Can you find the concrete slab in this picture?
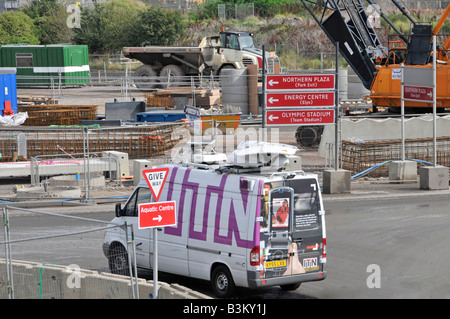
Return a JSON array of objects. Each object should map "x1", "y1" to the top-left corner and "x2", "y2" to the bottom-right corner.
[
  {"x1": 389, "y1": 160, "x2": 417, "y2": 182},
  {"x1": 419, "y1": 166, "x2": 449, "y2": 190}
]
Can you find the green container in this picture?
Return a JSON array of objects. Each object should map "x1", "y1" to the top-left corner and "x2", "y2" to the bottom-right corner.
[{"x1": 0, "y1": 44, "x2": 90, "y2": 86}]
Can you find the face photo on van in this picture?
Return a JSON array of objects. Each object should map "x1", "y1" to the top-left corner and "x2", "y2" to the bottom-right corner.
[{"x1": 272, "y1": 198, "x2": 290, "y2": 228}]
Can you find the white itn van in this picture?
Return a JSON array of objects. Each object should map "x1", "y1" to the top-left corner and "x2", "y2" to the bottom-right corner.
[{"x1": 103, "y1": 154, "x2": 327, "y2": 297}]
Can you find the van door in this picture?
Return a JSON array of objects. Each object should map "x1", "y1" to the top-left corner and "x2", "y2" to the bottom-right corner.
[
  {"x1": 260, "y1": 178, "x2": 324, "y2": 279},
  {"x1": 120, "y1": 186, "x2": 153, "y2": 268},
  {"x1": 157, "y1": 186, "x2": 190, "y2": 277},
  {"x1": 285, "y1": 178, "x2": 324, "y2": 275}
]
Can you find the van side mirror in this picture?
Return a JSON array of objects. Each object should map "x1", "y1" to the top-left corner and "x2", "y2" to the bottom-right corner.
[{"x1": 115, "y1": 203, "x2": 123, "y2": 217}]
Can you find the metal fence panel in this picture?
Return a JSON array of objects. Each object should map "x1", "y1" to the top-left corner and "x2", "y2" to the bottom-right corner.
[{"x1": 0, "y1": 206, "x2": 138, "y2": 299}]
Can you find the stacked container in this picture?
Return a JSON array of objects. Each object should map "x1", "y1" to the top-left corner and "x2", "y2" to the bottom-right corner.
[{"x1": 0, "y1": 44, "x2": 89, "y2": 86}]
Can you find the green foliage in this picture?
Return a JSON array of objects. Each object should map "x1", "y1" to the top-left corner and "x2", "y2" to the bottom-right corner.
[
  {"x1": 128, "y1": 7, "x2": 186, "y2": 47},
  {"x1": 0, "y1": 11, "x2": 39, "y2": 45},
  {"x1": 73, "y1": 3, "x2": 140, "y2": 53},
  {"x1": 73, "y1": 2, "x2": 186, "y2": 53},
  {"x1": 21, "y1": 0, "x2": 61, "y2": 19},
  {"x1": 189, "y1": 0, "x2": 302, "y2": 21}
]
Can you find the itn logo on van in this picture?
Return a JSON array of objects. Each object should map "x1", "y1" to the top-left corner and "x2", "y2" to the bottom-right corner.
[
  {"x1": 303, "y1": 257, "x2": 319, "y2": 271},
  {"x1": 142, "y1": 168, "x2": 169, "y2": 202}
]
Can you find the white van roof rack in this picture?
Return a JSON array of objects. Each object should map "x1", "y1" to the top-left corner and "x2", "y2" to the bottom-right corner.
[
  {"x1": 179, "y1": 162, "x2": 215, "y2": 170},
  {"x1": 269, "y1": 170, "x2": 306, "y2": 179}
]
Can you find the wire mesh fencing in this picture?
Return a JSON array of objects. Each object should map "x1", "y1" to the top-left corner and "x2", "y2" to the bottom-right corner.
[
  {"x1": 340, "y1": 136, "x2": 450, "y2": 177},
  {"x1": 0, "y1": 205, "x2": 139, "y2": 299}
]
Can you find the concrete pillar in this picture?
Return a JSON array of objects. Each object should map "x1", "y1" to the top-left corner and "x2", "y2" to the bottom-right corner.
[
  {"x1": 221, "y1": 68, "x2": 248, "y2": 114},
  {"x1": 419, "y1": 166, "x2": 449, "y2": 190},
  {"x1": 322, "y1": 169, "x2": 351, "y2": 194},
  {"x1": 133, "y1": 159, "x2": 152, "y2": 186},
  {"x1": 389, "y1": 160, "x2": 417, "y2": 182}
]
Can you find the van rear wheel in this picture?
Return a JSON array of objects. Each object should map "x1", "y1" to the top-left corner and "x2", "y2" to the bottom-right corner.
[
  {"x1": 280, "y1": 283, "x2": 301, "y2": 291},
  {"x1": 211, "y1": 265, "x2": 236, "y2": 298}
]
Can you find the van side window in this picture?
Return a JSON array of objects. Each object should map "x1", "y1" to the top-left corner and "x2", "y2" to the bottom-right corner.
[{"x1": 124, "y1": 187, "x2": 153, "y2": 217}]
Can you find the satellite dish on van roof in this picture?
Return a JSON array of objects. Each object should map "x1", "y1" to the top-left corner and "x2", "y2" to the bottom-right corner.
[{"x1": 226, "y1": 141, "x2": 298, "y2": 169}]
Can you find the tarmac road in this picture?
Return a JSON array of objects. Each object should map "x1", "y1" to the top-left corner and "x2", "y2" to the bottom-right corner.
[{"x1": 4, "y1": 179, "x2": 450, "y2": 299}]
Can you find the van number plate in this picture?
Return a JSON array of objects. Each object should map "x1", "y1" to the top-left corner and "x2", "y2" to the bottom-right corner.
[{"x1": 265, "y1": 260, "x2": 287, "y2": 268}]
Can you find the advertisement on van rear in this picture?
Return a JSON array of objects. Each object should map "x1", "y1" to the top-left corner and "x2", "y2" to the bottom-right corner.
[{"x1": 256, "y1": 179, "x2": 325, "y2": 282}]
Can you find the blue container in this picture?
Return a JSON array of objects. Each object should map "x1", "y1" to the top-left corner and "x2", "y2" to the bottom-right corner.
[
  {"x1": 0, "y1": 72, "x2": 17, "y2": 115},
  {"x1": 136, "y1": 111, "x2": 186, "y2": 122}
]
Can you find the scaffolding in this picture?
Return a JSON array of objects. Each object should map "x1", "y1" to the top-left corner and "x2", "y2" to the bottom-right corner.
[
  {"x1": 0, "y1": 123, "x2": 189, "y2": 162},
  {"x1": 18, "y1": 105, "x2": 98, "y2": 126}
]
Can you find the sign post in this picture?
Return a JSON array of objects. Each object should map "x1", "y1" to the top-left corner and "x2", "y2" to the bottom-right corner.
[
  {"x1": 401, "y1": 46, "x2": 436, "y2": 165},
  {"x1": 264, "y1": 64, "x2": 337, "y2": 166},
  {"x1": 141, "y1": 167, "x2": 175, "y2": 299}
]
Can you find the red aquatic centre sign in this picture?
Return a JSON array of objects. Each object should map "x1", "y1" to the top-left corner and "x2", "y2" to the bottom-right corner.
[
  {"x1": 266, "y1": 74, "x2": 335, "y2": 90},
  {"x1": 138, "y1": 201, "x2": 177, "y2": 229},
  {"x1": 266, "y1": 92, "x2": 335, "y2": 108},
  {"x1": 266, "y1": 109, "x2": 335, "y2": 126},
  {"x1": 403, "y1": 85, "x2": 433, "y2": 103}
]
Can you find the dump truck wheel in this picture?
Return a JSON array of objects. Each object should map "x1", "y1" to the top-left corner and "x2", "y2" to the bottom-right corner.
[
  {"x1": 159, "y1": 64, "x2": 185, "y2": 88},
  {"x1": 134, "y1": 65, "x2": 159, "y2": 90},
  {"x1": 295, "y1": 126, "x2": 323, "y2": 148}
]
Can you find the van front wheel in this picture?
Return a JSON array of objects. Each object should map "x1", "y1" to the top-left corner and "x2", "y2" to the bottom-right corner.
[
  {"x1": 108, "y1": 244, "x2": 130, "y2": 276},
  {"x1": 211, "y1": 265, "x2": 236, "y2": 298}
]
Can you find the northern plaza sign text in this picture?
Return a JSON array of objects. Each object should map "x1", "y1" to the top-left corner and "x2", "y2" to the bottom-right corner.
[{"x1": 266, "y1": 74, "x2": 335, "y2": 90}]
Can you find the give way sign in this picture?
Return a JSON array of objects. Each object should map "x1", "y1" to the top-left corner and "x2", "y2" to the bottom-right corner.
[{"x1": 142, "y1": 167, "x2": 169, "y2": 202}]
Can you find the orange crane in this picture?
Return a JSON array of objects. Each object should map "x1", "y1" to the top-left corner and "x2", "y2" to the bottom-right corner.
[
  {"x1": 370, "y1": 2, "x2": 450, "y2": 110},
  {"x1": 301, "y1": 0, "x2": 450, "y2": 111}
]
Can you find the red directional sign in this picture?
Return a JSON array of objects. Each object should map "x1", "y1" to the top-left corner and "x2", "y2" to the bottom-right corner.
[
  {"x1": 403, "y1": 85, "x2": 433, "y2": 103},
  {"x1": 266, "y1": 109, "x2": 335, "y2": 126},
  {"x1": 138, "y1": 201, "x2": 177, "y2": 229},
  {"x1": 142, "y1": 168, "x2": 169, "y2": 202},
  {"x1": 266, "y1": 74, "x2": 335, "y2": 90},
  {"x1": 266, "y1": 92, "x2": 335, "y2": 108}
]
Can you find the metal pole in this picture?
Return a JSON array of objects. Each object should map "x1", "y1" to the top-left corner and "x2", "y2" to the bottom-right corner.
[
  {"x1": 401, "y1": 63, "x2": 405, "y2": 161},
  {"x1": 334, "y1": 42, "x2": 339, "y2": 171},
  {"x1": 3, "y1": 207, "x2": 14, "y2": 299},
  {"x1": 124, "y1": 222, "x2": 136, "y2": 299},
  {"x1": 153, "y1": 228, "x2": 158, "y2": 299},
  {"x1": 130, "y1": 224, "x2": 139, "y2": 299},
  {"x1": 86, "y1": 127, "x2": 91, "y2": 200},
  {"x1": 82, "y1": 128, "x2": 88, "y2": 202},
  {"x1": 433, "y1": 35, "x2": 437, "y2": 167},
  {"x1": 262, "y1": 45, "x2": 266, "y2": 142}
]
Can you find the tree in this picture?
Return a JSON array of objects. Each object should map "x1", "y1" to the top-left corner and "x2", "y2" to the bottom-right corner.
[
  {"x1": 73, "y1": 2, "x2": 140, "y2": 53},
  {"x1": 128, "y1": 6, "x2": 186, "y2": 47},
  {"x1": 22, "y1": 0, "x2": 74, "y2": 45},
  {"x1": 73, "y1": 2, "x2": 186, "y2": 54},
  {"x1": 0, "y1": 11, "x2": 39, "y2": 45},
  {"x1": 21, "y1": 0, "x2": 60, "y2": 19}
]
